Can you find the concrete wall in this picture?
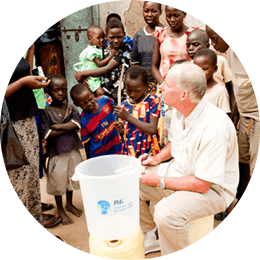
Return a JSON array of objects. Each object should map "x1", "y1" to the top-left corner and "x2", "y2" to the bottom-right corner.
[{"x1": 99, "y1": 0, "x2": 205, "y2": 38}]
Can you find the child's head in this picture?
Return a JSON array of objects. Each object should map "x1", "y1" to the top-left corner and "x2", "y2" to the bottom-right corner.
[
  {"x1": 70, "y1": 83, "x2": 97, "y2": 113},
  {"x1": 46, "y1": 74, "x2": 67, "y2": 103},
  {"x1": 106, "y1": 13, "x2": 121, "y2": 24},
  {"x1": 165, "y1": 6, "x2": 186, "y2": 31},
  {"x1": 143, "y1": 1, "x2": 162, "y2": 27},
  {"x1": 87, "y1": 25, "x2": 105, "y2": 48},
  {"x1": 186, "y1": 29, "x2": 210, "y2": 59},
  {"x1": 125, "y1": 65, "x2": 149, "y2": 103},
  {"x1": 105, "y1": 19, "x2": 125, "y2": 50},
  {"x1": 193, "y1": 49, "x2": 218, "y2": 82},
  {"x1": 205, "y1": 25, "x2": 229, "y2": 53},
  {"x1": 169, "y1": 59, "x2": 189, "y2": 70}
]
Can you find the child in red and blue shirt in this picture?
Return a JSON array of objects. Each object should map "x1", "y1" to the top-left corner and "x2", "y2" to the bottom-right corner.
[{"x1": 70, "y1": 83, "x2": 121, "y2": 158}]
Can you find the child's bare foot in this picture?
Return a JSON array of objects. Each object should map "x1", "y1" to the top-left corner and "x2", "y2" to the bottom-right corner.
[
  {"x1": 65, "y1": 204, "x2": 82, "y2": 217},
  {"x1": 57, "y1": 208, "x2": 74, "y2": 225}
]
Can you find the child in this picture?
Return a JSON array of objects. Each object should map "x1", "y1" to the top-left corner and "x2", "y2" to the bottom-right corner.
[
  {"x1": 40, "y1": 74, "x2": 83, "y2": 225},
  {"x1": 151, "y1": 6, "x2": 197, "y2": 87},
  {"x1": 186, "y1": 29, "x2": 233, "y2": 96},
  {"x1": 132, "y1": 1, "x2": 164, "y2": 94},
  {"x1": 114, "y1": 65, "x2": 161, "y2": 158},
  {"x1": 194, "y1": 49, "x2": 231, "y2": 114},
  {"x1": 73, "y1": 25, "x2": 117, "y2": 96},
  {"x1": 70, "y1": 83, "x2": 121, "y2": 158},
  {"x1": 75, "y1": 19, "x2": 132, "y2": 104},
  {"x1": 105, "y1": 13, "x2": 133, "y2": 51}
]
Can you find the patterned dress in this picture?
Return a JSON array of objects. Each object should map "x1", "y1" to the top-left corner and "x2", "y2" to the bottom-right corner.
[
  {"x1": 152, "y1": 27, "x2": 197, "y2": 79},
  {"x1": 6, "y1": 58, "x2": 42, "y2": 223},
  {"x1": 73, "y1": 45, "x2": 103, "y2": 92},
  {"x1": 121, "y1": 94, "x2": 161, "y2": 158}
]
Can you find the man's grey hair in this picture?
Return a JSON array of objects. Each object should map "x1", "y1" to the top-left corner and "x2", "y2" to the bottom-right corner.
[{"x1": 171, "y1": 62, "x2": 207, "y2": 102}]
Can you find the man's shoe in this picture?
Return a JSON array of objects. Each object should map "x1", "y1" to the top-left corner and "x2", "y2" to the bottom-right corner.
[{"x1": 144, "y1": 227, "x2": 161, "y2": 255}]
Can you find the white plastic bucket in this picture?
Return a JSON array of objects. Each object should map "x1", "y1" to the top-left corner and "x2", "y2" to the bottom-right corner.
[{"x1": 72, "y1": 155, "x2": 142, "y2": 240}]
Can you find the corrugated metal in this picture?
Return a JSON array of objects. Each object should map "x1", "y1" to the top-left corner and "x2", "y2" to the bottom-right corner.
[{"x1": 60, "y1": 5, "x2": 99, "y2": 103}]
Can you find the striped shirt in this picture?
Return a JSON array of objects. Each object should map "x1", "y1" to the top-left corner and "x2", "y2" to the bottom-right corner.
[{"x1": 81, "y1": 96, "x2": 121, "y2": 158}]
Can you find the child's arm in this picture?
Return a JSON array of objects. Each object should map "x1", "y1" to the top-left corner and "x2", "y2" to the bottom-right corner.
[
  {"x1": 47, "y1": 129, "x2": 68, "y2": 139},
  {"x1": 115, "y1": 106, "x2": 159, "y2": 136},
  {"x1": 75, "y1": 58, "x2": 120, "y2": 83},
  {"x1": 50, "y1": 121, "x2": 79, "y2": 131},
  {"x1": 93, "y1": 49, "x2": 118, "y2": 67}
]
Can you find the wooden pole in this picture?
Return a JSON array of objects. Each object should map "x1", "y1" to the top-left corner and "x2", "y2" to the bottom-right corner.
[{"x1": 117, "y1": 63, "x2": 125, "y2": 107}]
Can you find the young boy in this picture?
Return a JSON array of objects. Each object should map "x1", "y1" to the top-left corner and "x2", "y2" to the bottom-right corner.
[
  {"x1": 70, "y1": 83, "x2": 122, "y2": 158},
  {"x1": 206, "y1": 25, "x2": 260, "y2": 211},
  {"x1": 40, "y1": 74, "x2": 83, "y2": 225},
  {"x1": 194, "y1": 49, "x2": 231, "y2": 115},
  {"x1": 186, "y1": 29, "x2": 234, "y2": 117}
]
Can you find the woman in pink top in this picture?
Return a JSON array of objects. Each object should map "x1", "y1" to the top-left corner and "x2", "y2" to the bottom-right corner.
[{"x1": 151, "y1": 6, "x2": 197, "y2": 86}]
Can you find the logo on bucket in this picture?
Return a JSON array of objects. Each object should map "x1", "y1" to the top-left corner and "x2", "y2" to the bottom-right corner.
[{"x1": 97, "y1": 200, "x2": 111, "y2": 215}]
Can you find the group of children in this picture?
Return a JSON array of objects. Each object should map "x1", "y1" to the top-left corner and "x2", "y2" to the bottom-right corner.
[{"x1": 39, "y1": 2, "x2": 235, "y2": 225}]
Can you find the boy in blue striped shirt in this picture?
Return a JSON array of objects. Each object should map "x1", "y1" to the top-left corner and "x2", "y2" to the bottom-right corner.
[{"x1": 70, "y1": 83, "x2": 121, "y2": 158}]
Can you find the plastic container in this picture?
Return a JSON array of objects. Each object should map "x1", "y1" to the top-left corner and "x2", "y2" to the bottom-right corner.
[
  {"x1": 89, "y1": 226, "x2": 145, "y2": 259},
  {"x1": 72, "y1": 155, "x2": 142, "y2": 240}
]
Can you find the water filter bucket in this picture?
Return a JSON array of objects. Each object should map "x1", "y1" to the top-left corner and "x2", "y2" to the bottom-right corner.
[{"x1": 72, "y1": 155, "x2": 143, "y2": 240}]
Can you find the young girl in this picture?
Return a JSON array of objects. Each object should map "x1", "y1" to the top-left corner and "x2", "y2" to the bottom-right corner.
[
  {"x1": 40, "y1": 74, "x2": 83, "y2": 225},
  {"x1": 73, "y1": 25, "x2": 117, "y2": 96},
  {"x1": 115, "y1": 65, "x2": 161, "y2": 158},
  {"x1": 75, "y1": 19, "x2": 132, "y2": 104},
  {"x1": 151, "y1": 6, "x2": 197, "y2": 86},
  {"x1": 131, "y1": 1, "x2": 164, "y2": 94}
]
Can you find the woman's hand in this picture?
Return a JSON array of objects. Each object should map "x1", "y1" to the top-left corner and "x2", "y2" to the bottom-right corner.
[
  {"x1": 114, "y1": 106, "x2": 129, "y2": 120},
  {"x1": 23, "y1": 76, "x2": 50, "y2": 90},
  {"x1": 5, "y1": 75, "x2": 50, "y2": 98}
]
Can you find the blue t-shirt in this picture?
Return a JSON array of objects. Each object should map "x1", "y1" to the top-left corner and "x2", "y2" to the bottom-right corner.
[{"x1": 81, "y1": 96, "x2": 121, "y2": 158}]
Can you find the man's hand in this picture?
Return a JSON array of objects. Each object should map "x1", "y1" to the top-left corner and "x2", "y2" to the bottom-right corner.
[
  {"x1": 139, "y1": 153, "x2": 161, "y2": 167},
  {"x1": 140, "y1": 171, "x2": 161, "y2": 187}
]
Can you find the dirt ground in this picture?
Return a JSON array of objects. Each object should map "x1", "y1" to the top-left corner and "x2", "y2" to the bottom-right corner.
[{"x1": 40, "y1": 173, "x2": 221, "y2": 259}]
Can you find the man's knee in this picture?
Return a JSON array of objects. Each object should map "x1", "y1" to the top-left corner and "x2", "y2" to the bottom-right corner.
[{"x1": 153, "y1": 197, "x2": 187, "y2": 229}]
